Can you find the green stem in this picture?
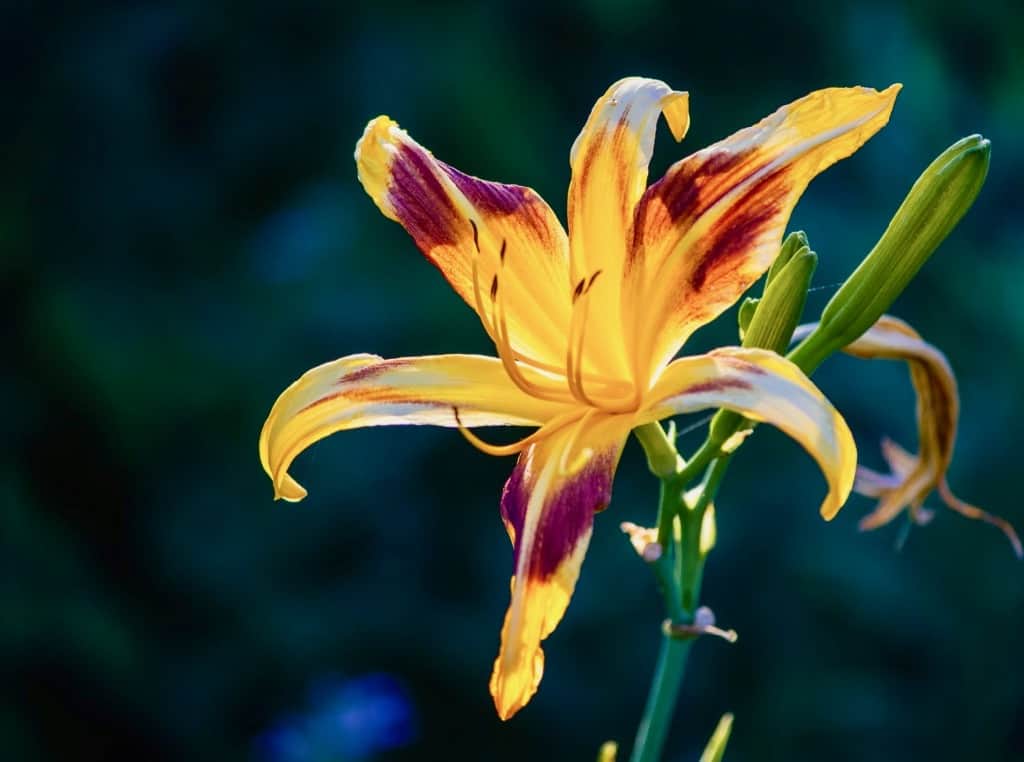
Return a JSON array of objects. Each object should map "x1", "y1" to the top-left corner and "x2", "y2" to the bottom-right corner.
[
  {"x1": 631, "y1": 432, "x2": 734, "y2": 762},
  {"x1": 631, "y1": 635, "x2": 693, "y2": 762}
]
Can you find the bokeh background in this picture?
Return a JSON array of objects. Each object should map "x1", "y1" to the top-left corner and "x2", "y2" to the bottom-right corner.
[{"x1": 6, "y1": 0, "x2": 1024, "y2": 760}]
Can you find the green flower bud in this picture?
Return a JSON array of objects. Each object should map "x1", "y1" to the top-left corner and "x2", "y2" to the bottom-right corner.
[
  {"x1": 714, "y1": 245, "x2": 816, "y2": 446},
  {"x1": 790, "y1": 135, "x2": 990, "y2": 373},
  {"x1": 742, "y1": 247, "x2": 817, "y2": 355},
  {"x1": 767, "y1": 230, "x2": 809, "y2": 285},
  {"x1": 736, "y1": 297, "x2": 759, "y2": 340}
]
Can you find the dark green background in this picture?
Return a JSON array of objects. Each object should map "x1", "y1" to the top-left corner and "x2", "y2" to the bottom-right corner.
[{"x1": 6, "y1": 0, "x2": 1023, "y2": 760}]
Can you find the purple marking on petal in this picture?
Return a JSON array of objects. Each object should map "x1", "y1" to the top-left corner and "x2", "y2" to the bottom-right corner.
[
  {"x1": 442, "y1": 165, "x2": 532, "y2": 216},
  {"x1": 530, "y1": 452, "x2": 614, "y2": 579},
  {"x1": 687, "y1": 168, "x2": 787, "y2": 290},
  {"x1": 500, "y1": 460, "x2": 528, "y2": 557},
  {"x1": 339, "y1": 359, "x2": 412, "y2": 385},
  {"x1": 682, "y1": 377, "x2": 753, "y2": 395},
  {"x1": 629, "y1": 148, "x2": 758, "y2": 267},
  {"x1": 389, "y1": 144, "x2": 460, "y2": 251}
]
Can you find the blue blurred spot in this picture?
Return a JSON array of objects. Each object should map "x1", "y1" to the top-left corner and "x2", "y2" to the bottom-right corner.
[{"x1": 255, "y1": 673, "x2": 416, "y2": 762}]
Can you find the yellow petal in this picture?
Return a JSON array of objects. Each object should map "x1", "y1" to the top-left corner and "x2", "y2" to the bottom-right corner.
[
  {"x1": 356, "y1": 117, "x2": 572, "y2": 365},
  {"x1": 641, "y1": 348, "x2": 857, "y2": 519},
  {"x1": 259, "y1": 354, "x2": 570, "y2": 502},
  {"x1": 491, "y1": 413, "x2": 633, "y2": 719},
  {"x1": 628, "y1": 84, "x2": 901, "y2": 382},
  {"x1": 567, "y1": 77, "x2": 689, "y2": 378}
]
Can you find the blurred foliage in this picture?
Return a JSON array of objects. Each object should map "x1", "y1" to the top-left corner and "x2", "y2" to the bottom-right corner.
[{"x1": 5, "y1": 0, "x2": 1024, "y2": 760}]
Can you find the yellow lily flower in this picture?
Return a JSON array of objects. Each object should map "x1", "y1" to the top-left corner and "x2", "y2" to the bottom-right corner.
[
  {"x1": 259, "y1": 77, "x2": 900, "y2": 719},
  {"x1": 811, "y1": 315, "x2": 1021, "y2": 555}
]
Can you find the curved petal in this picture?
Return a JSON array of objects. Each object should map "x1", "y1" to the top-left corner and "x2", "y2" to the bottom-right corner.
[
  {"x1": 640, "y1": 347, "x2": 856, "y2": 519},
  {"x1": 839, "y1": 316, "x2": 956, "y2": 470},
  {"x1": 627, "y1": 84, "x2": 901, "y2": 382},
  {"x1": 490, "y1": 412, "x2": 633, "y2": 719},
  {"x1": 567, "y1": 77, "x2": 690, "y2": 377},
  {"x1": 801, "y1": 316, "x2": 1020, "y2": 553},
  {"x1": 356, "y1": 117, "x2": 572, "y2": 364},
  {"x1": 259, "y1": 354, "x2": 571, "y2": 502}
]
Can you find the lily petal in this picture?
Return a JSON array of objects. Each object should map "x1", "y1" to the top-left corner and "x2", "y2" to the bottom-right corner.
[
  {"x1": 640, "y1": 347, "x2": 856, "y2": 519},
  {"x1": 356, "y1": 117, "x2": 572, "y2": 364},
  {"x1": 491, "y1": 413, "x2": 633, "y2": 719},
  {"x1": 803, "y1": 316, "x2": 1021, "y2": 553},
  {"x1": 260, "y1": 354, "x2": 570, "y2": 502},
  {"x1": 840, "y1": 316, "x2": 956, "y2": 470},
  {"x1": 567, "y1": 77, "x2": 690, "y2": 377},
  {"x1": 628, "y1": 84, "x2": 901, "y2": 381}
]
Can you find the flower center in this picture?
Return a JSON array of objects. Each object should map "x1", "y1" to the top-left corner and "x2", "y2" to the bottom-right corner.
[{"x1": 468, "y1": 220, "x2": 639, "y2": 414}]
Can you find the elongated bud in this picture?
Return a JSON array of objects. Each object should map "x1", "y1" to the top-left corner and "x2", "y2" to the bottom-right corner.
[
  {"x1": 768, "y1": 230, "x2": 809, "y2": 285},
  {"x1": 742, "y1": 247, "x2": 817, "y2": 355},
  {"x1": 715, "y1": 245, "x2": 816, "y2": 444},
  {"x1": 737, "y1": 297, "x2": 758, "y2": 340},
  {"x1": 791, "y1": 135, "x2": 990, "y2": 373}
]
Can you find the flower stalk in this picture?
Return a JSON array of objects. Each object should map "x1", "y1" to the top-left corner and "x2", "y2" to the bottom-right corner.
[
  {"x1": 625, "y1": 134, "x2": 997, "y2": 762},
  {"x1": 630, "y1": 424, "x2": 733, "y2": 762}
]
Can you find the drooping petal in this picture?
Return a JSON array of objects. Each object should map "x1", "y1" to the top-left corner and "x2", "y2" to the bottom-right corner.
[
  {"x1": 627, "y1": 84, "x2": 901, "y2": 381},
  {"x1": 800, "y1": 316, "x2": 1021, "y2": 554},
  {"x1": 356, "y1": 117, "x2": 572, "y2": 364},
  {"x1": 839, "y1": 316, "x2": 956, "y2": 470},
  {"x1": 490, "y1": 413, "x2": 633, "y2": 719},
  {"x1": 567, "y1": 77, "x2": 690, "y2": 377},
  {"x1": 640, "y1": 347, "x2": 857, "y2": 519},
  {"x1": 259, "y1": 354, "x2": 571, "y2": 502}
]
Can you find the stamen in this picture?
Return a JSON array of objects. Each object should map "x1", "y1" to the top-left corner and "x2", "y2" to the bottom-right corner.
[
  {"x1": 467, "y1": 221, "x2": 571, "y2": 389},
  {"x1": 469, "y1": 222, "x2": 498, "y2": 342},
  {"x1": 466, "y1": 222, "x2": 625, "y2": 403},
  {"x1": 572, "y1": 277, "x2": 586, "y2": 305},
  {"x1": 453, "y1": 406, "x2": 585, "y2": 457},
  {"x1": 470, "y1": 218, "x2": 481, "y2": 252},
  {"x1": 493, "y1": 270, "x2": 571, "y2": 403},
  {"x1": 565, "y1": 270, "x2": 642, "y2": 413},
  {"x1": 480, "y1": 241, "x2": 573, "y2": 404},
  {"x1": 566, "y1": 273, "x2": 606, "y2": 409}
]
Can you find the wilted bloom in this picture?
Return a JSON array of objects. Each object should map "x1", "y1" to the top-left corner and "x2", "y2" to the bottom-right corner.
[
  {"x1": 260, "y1": 77, "x2": 901, "y2": 718},
  {"x1": 796, "y1": 315, "x2": 1021, "y2": 555}
]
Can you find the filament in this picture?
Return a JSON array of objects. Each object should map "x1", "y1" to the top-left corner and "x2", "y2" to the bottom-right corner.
[
  {"x1": 453, "y1": 406, "x2": 585, "y2": 457},
  {"x1": 565, "y1": 271, "x2": 638, "y2": 413}
]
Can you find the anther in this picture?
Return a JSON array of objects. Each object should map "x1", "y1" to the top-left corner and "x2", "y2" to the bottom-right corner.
[
  {"x1": 470, "y1": 219, "x2": 480, "y2": 252},
  {"x1": 499, "y1": 239, "x2": 507, "y2": 263},
  {"x1": 490, "y1": 275, "x2": 499, "y2": 301},
  {"x1": 586, "y1": 269, "x2": 603, "y2": 292},
  {"x1": 572, "y1": 278, "x2": 586, "y2": 304}
]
